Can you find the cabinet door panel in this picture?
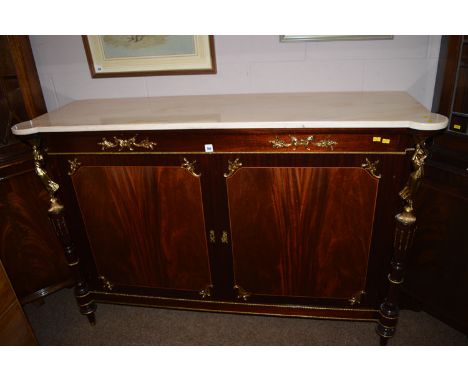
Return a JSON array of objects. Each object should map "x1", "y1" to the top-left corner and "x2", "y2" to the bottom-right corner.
[
  {"x1": 227, "y1": 167, "x2": 378, "y2": 300},
  {"x1": 72, "y1": 166, "x2": 211, "y2": 291}
]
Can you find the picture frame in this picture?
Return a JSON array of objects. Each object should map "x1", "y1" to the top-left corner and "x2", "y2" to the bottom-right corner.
[
  {"x1": 82, "y1": 35, "x2": 217, "y2": 78},
  {"x1": 279, "y1": 35, "x2": 393, "y2": 42}
]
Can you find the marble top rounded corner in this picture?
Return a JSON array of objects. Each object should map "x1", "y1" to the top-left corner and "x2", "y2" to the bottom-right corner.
[{"x1": 10, "y1": 92, "x2": 449, "y2": 135}]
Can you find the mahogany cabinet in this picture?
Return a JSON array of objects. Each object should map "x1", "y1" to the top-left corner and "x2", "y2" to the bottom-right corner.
[{"x1": 11, "y1": 92, "x2": 447, "y2": 342}]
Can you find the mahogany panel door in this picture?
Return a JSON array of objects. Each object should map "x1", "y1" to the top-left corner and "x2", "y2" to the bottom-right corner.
[
  {"x1": 70, "y1": 164, "x2": 211, "y2": 294},
  {"x1": 226, "y1": 164, "x2": 379, "y2": 302}
]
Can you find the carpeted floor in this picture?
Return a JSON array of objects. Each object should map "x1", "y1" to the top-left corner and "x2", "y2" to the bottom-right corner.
[{"x1": 23, "y1": 289, "x2": 468, "y2": 345}]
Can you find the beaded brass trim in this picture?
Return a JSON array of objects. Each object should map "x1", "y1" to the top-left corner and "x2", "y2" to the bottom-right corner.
[
  {"x1": 377, "y1": 323, "x2": 397, "y2": 330},
  {"x1": 47, "y1": 151, "x2": 408, "y2": 156},
  {"x1": 387, "y1": 274, "x2": 404, "y2": 285},
  {"x1": 378, "y1": 310, "x2": 398, "y2": 320},
  {"x1": 95, "y1": 299, "x2": 379, "y2": 322},
  {"x1": 92, "y1": 290, "x2": 378, "y2": 312}
]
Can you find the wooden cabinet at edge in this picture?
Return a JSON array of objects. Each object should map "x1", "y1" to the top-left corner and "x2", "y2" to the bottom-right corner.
[
  {"x1": 42, "y1": 128, "x2": 412, "y2": 319},
  {"x1": 0, "y1": 36, "x2": 73, "y2": 303}
]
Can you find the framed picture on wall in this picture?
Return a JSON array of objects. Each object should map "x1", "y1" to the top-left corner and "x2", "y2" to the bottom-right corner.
[
  {"x1": 279, "y1": 35, "x2": 393, "y2": 42},
  {"x1": 82, "y1": 35, "x2": 217, "y2": 78}
]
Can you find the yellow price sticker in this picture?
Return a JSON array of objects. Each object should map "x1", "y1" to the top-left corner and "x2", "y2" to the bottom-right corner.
[
  {"x1": 453, "y1": 124, "x2": 461, "y2": 130},
  {"x1": 373, "y1": 137, "x2": 381, "y2": 142},
  {"x1": 382, "y1": 138, "x2": 391, "y2": 144}
]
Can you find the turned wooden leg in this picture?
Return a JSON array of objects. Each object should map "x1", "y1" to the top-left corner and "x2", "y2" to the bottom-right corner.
[
  {"x1": 377, "y1": 205, "x2": 416, "y2": 344},
  {"x1": 31, "y1": 140, "x2": 96, "y2": 325},
  {"x1": 377, "y1": 141, "x2": 427, "y2": 345},
  {"x1": 379, "y1": 336, "x2": 389, "y2": 346},
  {"x1": 48, "y1": 203, "x2": 97, "y2": 325}
]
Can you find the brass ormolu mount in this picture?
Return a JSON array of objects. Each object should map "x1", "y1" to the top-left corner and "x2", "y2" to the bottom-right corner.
[
  {"x1": 376, "y1": 141, "x2": 428, "y2": 344},
  {"x1": 361, "y1": 158, "x2": 381, "y2": 179},
  {"x1": 269, "y1": 136, "x2": 337, "y2": 151},
  {"x1": 348, "y1": 290, "x2": 366, "y2": 306},
  {"x1": 99, "y1": 275, "x2": 114, "y2": 291},
  {"x1": 98, "y1": 136, "x2": 157, "y2": 151},
  {"x1": 32, "y1": 142, "x2": 63, "y2": 214},
  {"x1": 398, "y1": 142, "x2": 428, "y2": 219},
  {"x1": 234, "y1": 285, "x2": 251, "y2": 301},
  {"x1": 224, "y1": 158, "x2": 242, "y2": 178},
  {"x1": 181, "y1": 158, "x2": 201, "y2": 177},
  {"x1": 199, "y1": 284, "x2": 213, "y2": 299},
  {"x1": 68, "y1": 158, "x2": 82, "y2": 176}
]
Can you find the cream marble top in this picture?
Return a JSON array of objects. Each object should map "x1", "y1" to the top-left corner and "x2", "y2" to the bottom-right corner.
[{"x1": 11, "y1": 92, "x2": 448, "y2": 135}]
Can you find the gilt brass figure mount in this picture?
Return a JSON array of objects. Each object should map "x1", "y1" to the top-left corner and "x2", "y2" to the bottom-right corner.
[
  {"x1": 398, "y1": 143, "x2": 428, "y2": 211},
  {"x1": 32, "y1": 142, "x2": 64, "y2": 214}
]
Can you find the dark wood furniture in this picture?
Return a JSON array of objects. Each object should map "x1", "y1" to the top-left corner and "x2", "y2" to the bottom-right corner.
[
  {"x1": 403, "y1": 36, "x2": 468, "y2": 334},
  {"x1": 0, "y1": 259, "x2": 36, "y2": 345},
  {"x1": 11, "y1": 92, "x2": 446, "y2": 343},
  {"x1": 0, "y1": 35, "x2": 73, "y2": 303}
]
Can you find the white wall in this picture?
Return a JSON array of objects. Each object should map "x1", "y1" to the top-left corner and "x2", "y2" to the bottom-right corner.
[{"x1": 30, "y1": 35, "x2": 441, "y2": 111}]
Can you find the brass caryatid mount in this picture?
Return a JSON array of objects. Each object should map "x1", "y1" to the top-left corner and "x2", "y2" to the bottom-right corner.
[
  {"x1": 398, "y1": 143, "x2": 428, "y2": 217},
  {"x1": 32, "y1": 141, "x2": 63, "y2": 214}
]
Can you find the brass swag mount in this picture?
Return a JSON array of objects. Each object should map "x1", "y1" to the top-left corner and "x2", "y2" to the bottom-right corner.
[
  {"x1": 269, "y1": 135, "x2": 337, "y2": 151},
  {"x1": 98, "y1": 136, "x2": 157, "y2": 151}
]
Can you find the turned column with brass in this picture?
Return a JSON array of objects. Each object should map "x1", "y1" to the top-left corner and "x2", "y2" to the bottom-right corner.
[
  {"x1": 30, "y1": 138, "x2": 96, "y2": 324},
  {"x1": 377, "y1": 141, "x2": 428, "y2": 344}
]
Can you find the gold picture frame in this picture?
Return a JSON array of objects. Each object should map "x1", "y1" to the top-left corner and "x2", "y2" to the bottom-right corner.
[{"x1": 82, "y1": 35, "x2": 217, "y2": 78}]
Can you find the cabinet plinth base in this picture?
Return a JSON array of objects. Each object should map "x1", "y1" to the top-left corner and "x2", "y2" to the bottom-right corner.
[{"x1": 91, "y1": 291, "x2": 379, "y2": 322}]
